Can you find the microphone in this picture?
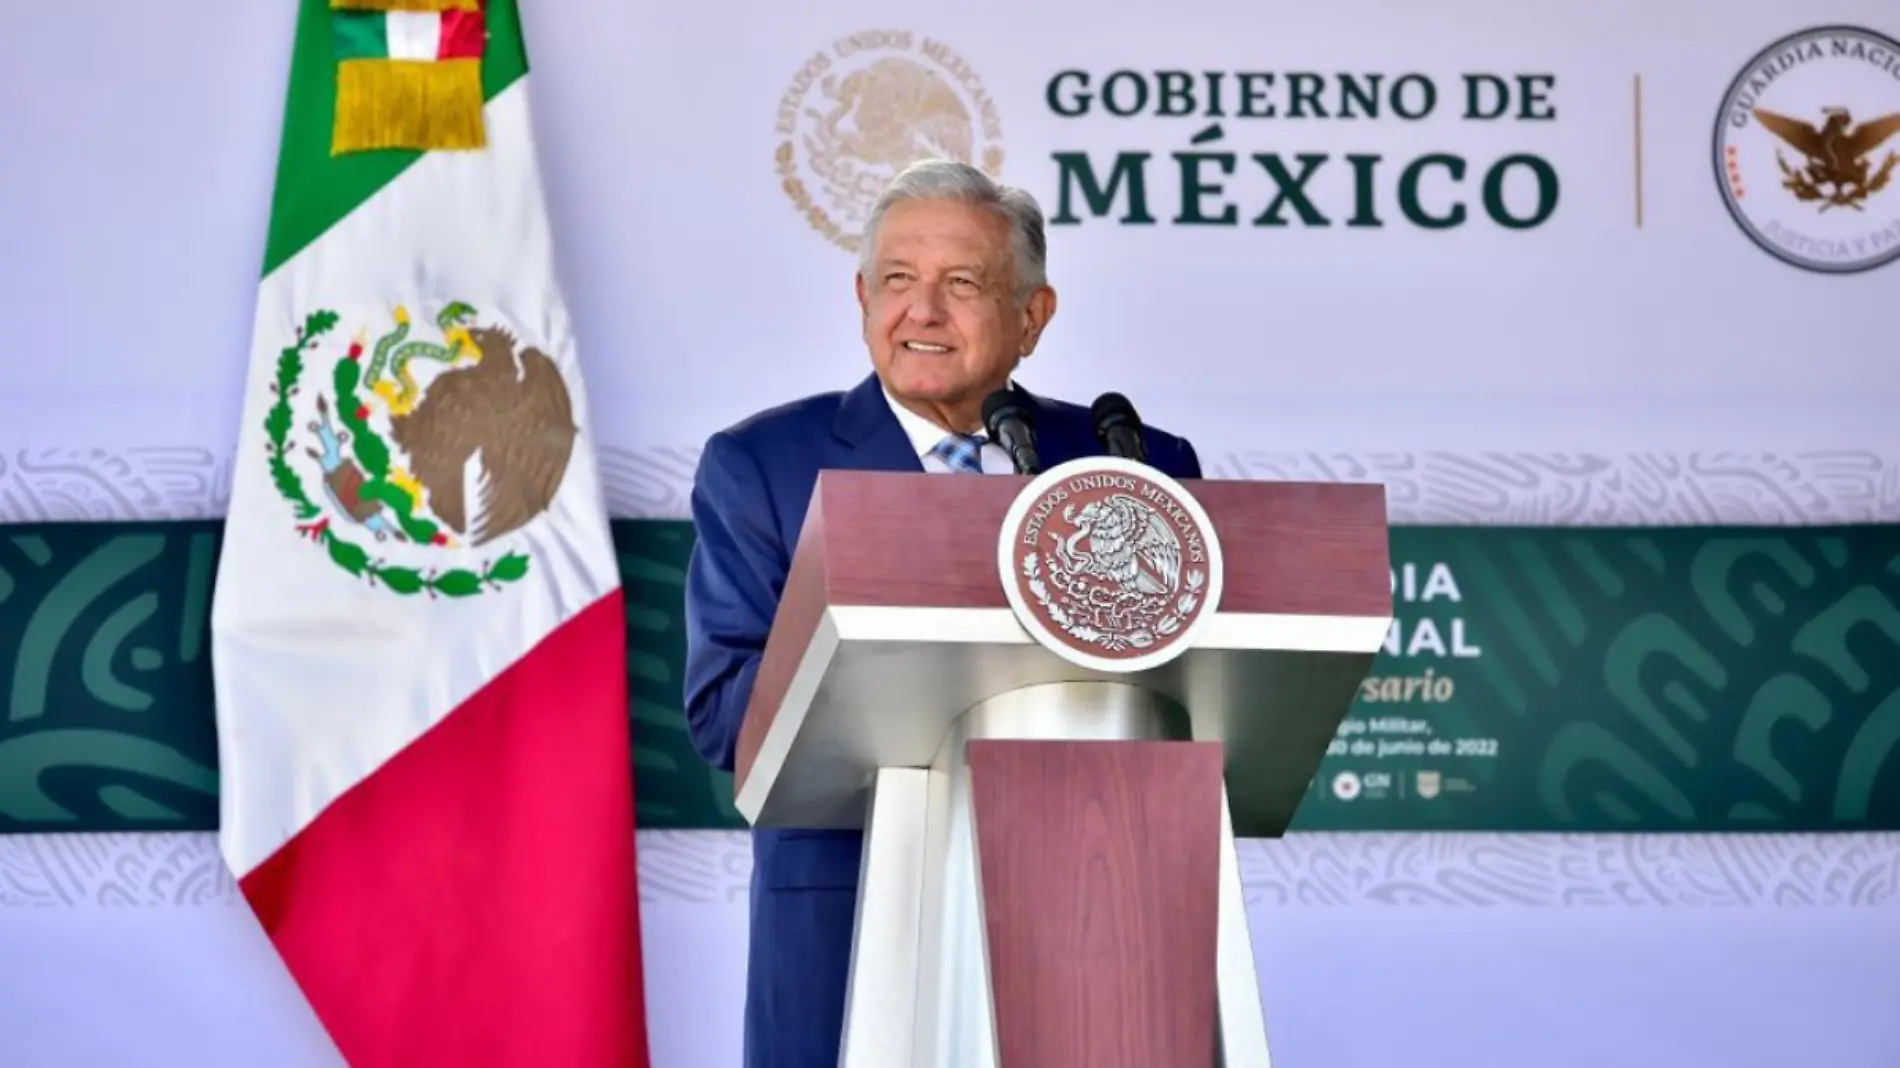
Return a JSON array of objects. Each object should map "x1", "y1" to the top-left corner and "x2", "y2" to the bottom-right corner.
[
  {"x1": 982, "y1": 388, "x2": 1041, "y2": 475},
  {"x1": 1090, "y1": 391, "x2": 1148, "y2": 464}
]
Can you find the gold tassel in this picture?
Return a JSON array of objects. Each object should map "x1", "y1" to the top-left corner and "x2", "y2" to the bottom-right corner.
[
  {"x1": 332, "y1": 59, "x2": 485, "y2": 155},
  {"x1": 330, "y1": 0, "x2": 478, "y2": 11}
]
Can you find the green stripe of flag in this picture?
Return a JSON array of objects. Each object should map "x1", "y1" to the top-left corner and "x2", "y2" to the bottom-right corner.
[
  {"x1": 262, "y1": 0, "x2": 527, "y2": 278},
  {"x1": 331, "y1": 11, "x2": 389, "y2": 62}
]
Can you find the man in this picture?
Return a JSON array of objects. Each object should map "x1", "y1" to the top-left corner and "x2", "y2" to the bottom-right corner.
[{"x1": 681, "y1": 158, "x2": 1203, "y2": 1068}]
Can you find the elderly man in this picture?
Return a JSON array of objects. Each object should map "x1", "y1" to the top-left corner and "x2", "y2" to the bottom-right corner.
[{"x1": 681, "y1": 159, "x2": 1203, "y2": 1068}]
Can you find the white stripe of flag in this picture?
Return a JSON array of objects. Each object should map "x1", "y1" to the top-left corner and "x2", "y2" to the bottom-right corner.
[{"x1": 385, "y1": 12, "x2": 442, "y2": 61}]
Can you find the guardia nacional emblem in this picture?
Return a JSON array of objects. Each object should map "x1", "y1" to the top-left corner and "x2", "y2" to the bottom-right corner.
[
  {"x1": 264, "y1": 305, "x2": 577, "y2": 596},
  {"x1": 998, "y1": 457, "x2": 1224, "y2": 673},
  {"x1": 1714, "y1": 25, "x2": 1900, "y2": 274}
]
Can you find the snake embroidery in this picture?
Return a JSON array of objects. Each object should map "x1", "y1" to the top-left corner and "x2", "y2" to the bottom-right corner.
[
  {"x1": 364, "y1": 301, "x2": 480, "y2": 414},
  {"x1": 304, "y1": 394, "x2": 419, "y2": 541}
]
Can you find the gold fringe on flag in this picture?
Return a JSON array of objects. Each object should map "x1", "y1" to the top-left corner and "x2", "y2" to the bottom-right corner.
[
  {"x1": 330, "y1": 0, "x2": 479, "y2": 11},
  {"x1": 333, "y1": 59, "x2": 486, "y2": 155}
]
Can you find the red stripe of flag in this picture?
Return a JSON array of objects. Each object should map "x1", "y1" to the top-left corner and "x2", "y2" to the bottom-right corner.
[
  {"x1": 439, "y1": 8, "x2": 486, "y2": 61},
  {"x1": 240, "y1": 591, "x2": 647, "y2": 1068}
]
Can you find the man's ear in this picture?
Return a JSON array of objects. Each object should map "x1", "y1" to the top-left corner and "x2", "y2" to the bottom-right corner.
[{"x1": 1018, "y1": 286, "x2": 1057, "y2": 356}]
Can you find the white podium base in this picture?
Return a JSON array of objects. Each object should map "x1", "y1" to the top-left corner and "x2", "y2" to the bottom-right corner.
[{"x1": 836, "y1": 680, "x2": 1272, "y2": 1068}]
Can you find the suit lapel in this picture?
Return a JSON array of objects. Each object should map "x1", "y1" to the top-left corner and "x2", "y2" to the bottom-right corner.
[
  {"x1": 831, "y1": 372, "x2": 924, "y2": 473},
  {"x1": 1017, "y1": 384, "x2": 1088, "y2": 467}
]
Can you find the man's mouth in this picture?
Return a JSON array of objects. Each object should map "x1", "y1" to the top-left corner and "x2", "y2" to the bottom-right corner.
[{"x1": 902, "y1": 341, "x2": 952, "y2": 354}]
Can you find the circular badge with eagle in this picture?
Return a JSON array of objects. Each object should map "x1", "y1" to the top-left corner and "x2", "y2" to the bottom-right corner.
[
  {"x1": 262, "y1": 303, "x2": 577, "y2": 597},
  {"x1": 1714, "y1": 24, "x2": 1900, "y2": 274},
  {"x1": 997, "y1": 457, "x2": 1224, "y2": 674}
]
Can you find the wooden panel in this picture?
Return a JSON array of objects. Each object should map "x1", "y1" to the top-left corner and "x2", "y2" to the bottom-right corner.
[
  {"x1": 734, "y1": 469, "x2": 1391, "y2": 801},
  {"x1": 814, "y1": 470, "x2": 1390, "y2": 617},
  {"x1": 1193, "y1": 478, "x2": 1392, "y2": 617},
  {"x1": 968, "y1": 739, "x2": 1223, "y2": 1068}
]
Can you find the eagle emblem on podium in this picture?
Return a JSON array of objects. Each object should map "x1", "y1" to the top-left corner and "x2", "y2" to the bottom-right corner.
[
  {"x1": 1056, "y1": 495, "x2": 1185, "y2": 600},
  {"x1": 998, "y1": 458, "x2": 1223, "y2": 672}
]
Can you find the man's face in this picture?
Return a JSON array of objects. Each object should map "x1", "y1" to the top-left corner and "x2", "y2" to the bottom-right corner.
[{"x1": 856, "y1": 198, "x2": 1055, "y2": 427}]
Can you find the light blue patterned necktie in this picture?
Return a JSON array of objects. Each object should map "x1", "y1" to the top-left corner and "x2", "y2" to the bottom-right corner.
[{"x1": 929, "y1": 432, "x2": 985, "y2": 474}]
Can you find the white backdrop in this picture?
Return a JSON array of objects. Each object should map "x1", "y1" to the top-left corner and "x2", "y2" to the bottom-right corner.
[{"x1": 3, "y1": 1, "x2": 1900, "y2": 1066}]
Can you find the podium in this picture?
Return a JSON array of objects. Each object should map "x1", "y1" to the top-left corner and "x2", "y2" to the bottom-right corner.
[{"x1": 732, "y1": 460, "x2": 1391, "y2": 1068}]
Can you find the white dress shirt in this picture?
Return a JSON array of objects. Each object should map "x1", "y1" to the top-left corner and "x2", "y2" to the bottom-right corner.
[{"x1": 880, "y1": 384, "x2": 1019, "y2": 475}]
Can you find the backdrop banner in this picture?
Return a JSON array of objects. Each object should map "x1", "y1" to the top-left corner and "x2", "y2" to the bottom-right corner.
[
  {"x1": 1, "y1": 519, "x2": 1894, "y2": 836},
  {"x1": 4, "y1": 10, "x2": 1898, "y2": 534},
  {"x1": 6, "y1": 5, "x2": 1900, "y2": 1066}
]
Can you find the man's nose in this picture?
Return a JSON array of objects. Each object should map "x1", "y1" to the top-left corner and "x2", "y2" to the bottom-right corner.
[{"x1": 905, "y1": 284, "x2": 947, "y2": 323}]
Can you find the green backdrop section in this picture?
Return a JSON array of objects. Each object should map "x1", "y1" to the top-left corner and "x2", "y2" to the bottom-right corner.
[{"x1": 0, "y1": 521, "x2": 1897, "y2": 835}]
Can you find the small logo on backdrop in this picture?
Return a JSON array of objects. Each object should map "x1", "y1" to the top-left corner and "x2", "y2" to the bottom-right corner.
[
  {"x1": 1332, "y1": 771, "x2": 1362, "y2": 801},
  {"x1": 1416, "y1": 769, "x2": 1442, "y2": 800},
  {"x1": 774, "y1": 30, "x2": 1006, "y2": 252},
  {"x1": 264, "y1": 307, "x2": 578, "y2": 597},
  {"x1": 1714, "y1": 24, "x2": 1900, "y2": 274},
  {"x1": 998, "y1": 457, "x2": 1223, "y2": 673}
]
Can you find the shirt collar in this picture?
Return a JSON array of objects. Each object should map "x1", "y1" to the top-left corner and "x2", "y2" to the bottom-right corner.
[{"x1": 880, "y1": 380, "x2": 1016, "y2": 459}]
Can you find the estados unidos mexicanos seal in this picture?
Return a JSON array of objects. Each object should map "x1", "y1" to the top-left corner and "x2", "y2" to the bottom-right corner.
[
  {"x1": 263, "y1": 304, "x2": 578, "y2": 597},
  {"x1": 774, "y1": 29, "x2": 1006, "y2": 252},
  {"x1": 997, "y1": 457, "x2": 1224, "y2": 673}
]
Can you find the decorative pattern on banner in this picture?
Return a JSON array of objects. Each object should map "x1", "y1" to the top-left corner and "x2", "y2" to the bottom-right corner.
[
  {"x1": 330, "y1": 0, "x2": 486, "y2": 154},
  {"x1": 3, "y1": 831, "x2": 1896, "y2": 910},
  {"x1": 1300, "y1": 530, "x2": 1900, "y2": 831},
  {"x1": 3, "y1": 448, "x2": 1898, "y2": 526},
  {"x1": 1, "y1": 520, "x2": 1895, "y2": 836}
]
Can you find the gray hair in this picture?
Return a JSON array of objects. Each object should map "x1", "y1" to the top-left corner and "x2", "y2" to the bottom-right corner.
[{"x1": 858, "y1": 159, "x2": 1049, "y2": 303}]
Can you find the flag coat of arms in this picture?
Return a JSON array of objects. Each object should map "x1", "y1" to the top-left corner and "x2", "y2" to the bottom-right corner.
[{"x1": 210, "y1": 1, "x2": 647, "y2": 1065}]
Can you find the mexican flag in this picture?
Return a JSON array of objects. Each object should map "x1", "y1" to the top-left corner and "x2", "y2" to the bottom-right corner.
[{"x1": 209, "y1": 1, "x2": 648, "y2": 1066}]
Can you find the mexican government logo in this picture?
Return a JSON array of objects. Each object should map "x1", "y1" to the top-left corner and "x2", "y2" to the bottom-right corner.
[
  {"x1": 264, "y1": 305, "x2": 577, "y2": 597},
  {"x1": 1715, "y1": 24, "x2": 1900, "y2": 274},
  {"x1": 774, "y1": 30, "x2": 1005, "y2": 252},
  {"x1": 998, "y1": 457, "x2": 1224, "y2": 674}
]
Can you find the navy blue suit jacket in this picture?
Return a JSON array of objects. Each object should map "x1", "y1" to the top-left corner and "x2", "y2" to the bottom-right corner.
[{"x1": 682, "y1": 372, "x2": 1202, "y2": 1068}]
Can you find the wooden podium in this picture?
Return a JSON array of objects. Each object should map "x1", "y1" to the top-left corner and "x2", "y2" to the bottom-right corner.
[{"x1": 732, "y1": 461, "x2": 1391, "y2": 1068}]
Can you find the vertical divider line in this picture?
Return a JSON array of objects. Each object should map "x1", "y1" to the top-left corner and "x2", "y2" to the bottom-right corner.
[{"x1": 1634, "y1": 74, "x2": 1646, "y2": 228}]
